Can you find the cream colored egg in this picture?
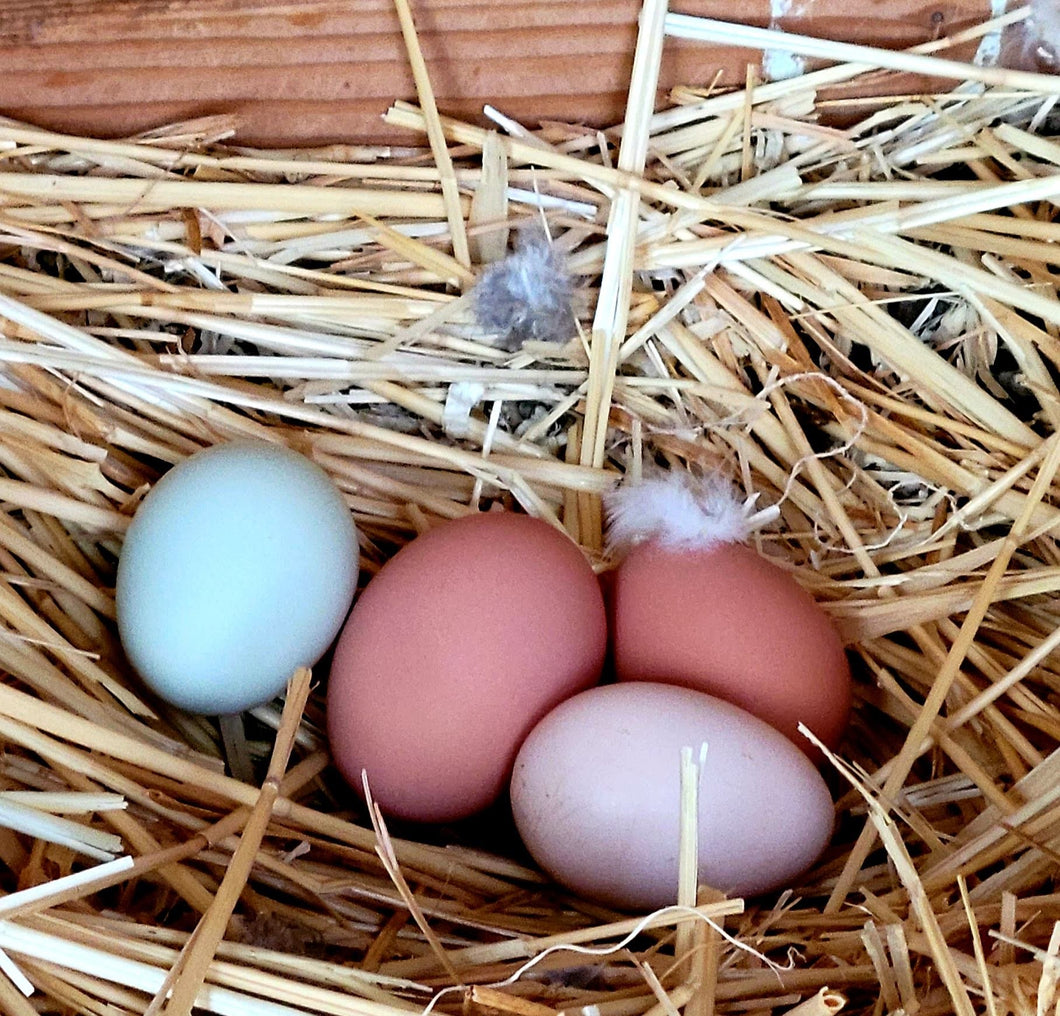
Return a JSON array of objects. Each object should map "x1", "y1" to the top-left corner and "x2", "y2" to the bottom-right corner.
[{"x1": 511, "y1": 682, "x2": 834, "y2": 909}]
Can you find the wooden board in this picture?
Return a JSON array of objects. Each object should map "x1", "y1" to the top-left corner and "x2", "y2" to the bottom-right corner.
[{"x1": 0, "y1": 0, "x2": 1022, "y2": 146}]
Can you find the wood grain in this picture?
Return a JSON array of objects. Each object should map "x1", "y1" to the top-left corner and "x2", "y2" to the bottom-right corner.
[{"x1": 0, "y1": 0, "x2": 1009, "y2": 146}]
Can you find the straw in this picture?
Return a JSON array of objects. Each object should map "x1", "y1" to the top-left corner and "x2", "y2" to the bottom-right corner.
[
  {"x1": 664, "y1": 13, "x2": 1060, "y2": 94},
  {"x1": 392, "y1": 0, "x2": 471, "y2": 273},
  {"x1": 147, "y1": 669, "x2": 314, "y2": 1015},
  {"x1": 0, "y1": 4, "x2": 1060, "y2": 1014}
]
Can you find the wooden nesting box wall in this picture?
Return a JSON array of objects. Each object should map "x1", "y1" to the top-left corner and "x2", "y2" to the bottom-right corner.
[{"x1": 0, "y1": 0, "x2": 1029, "y2": 145}]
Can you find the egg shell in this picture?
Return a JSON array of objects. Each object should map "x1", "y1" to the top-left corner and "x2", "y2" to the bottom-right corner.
[
  {"x1": 116, "y1": 441, "x2": 359, "y2": 715},
  {"x1": 511, "y1": 682, "x2": 835, "y2": 909},
  {"x1": 326, "y1": 512, "x2": 607, "y2": 823},
  {"x1": 610, "y1": 540, "x2": 851, "y2": 753}
]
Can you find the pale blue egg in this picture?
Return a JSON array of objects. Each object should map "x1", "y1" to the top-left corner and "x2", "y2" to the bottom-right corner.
[{"x1": 116, "y1": 441, "x2": 359, "y2": 715}]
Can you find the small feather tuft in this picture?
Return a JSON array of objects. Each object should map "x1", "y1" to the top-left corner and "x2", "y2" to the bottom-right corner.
[
  {"x1": 605, "y1": 472, "x2": 779, "y2": 554},
  {"x1": 473, "y1": 229, "x2": 576, "y2": 351},
  {"x1": 1006, "y1": 0, "x2": 1060, "y2": 69},
  {"x1": 1029, "y1": 0, "x2": 1060, "y2": 66}
]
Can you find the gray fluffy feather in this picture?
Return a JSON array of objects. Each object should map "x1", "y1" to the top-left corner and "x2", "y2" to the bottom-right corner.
[
  {"x1": 1030, "y1": 0, "x2": 1059, "y2": 64},
  {"x1": 473, "y1": 230, "x2": 576, "y2": 351}
]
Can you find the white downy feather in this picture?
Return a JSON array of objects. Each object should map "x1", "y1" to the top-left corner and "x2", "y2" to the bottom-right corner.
[{"x1": 604, "y1": 472, "x2": 779, "y2": 553}]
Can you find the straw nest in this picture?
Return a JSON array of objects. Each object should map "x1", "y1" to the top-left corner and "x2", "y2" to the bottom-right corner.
[{"x1": 1, "y1": 1, "x2": 1060, "y2": 1013}]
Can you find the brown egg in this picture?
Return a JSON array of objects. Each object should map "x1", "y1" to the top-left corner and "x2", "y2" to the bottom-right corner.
[
  {"x1": 327, "y1": 512, "x2": 607, "y2": 822},
  {"x1": 610, "y1": 540, "x2": 851, "y2": 754}
]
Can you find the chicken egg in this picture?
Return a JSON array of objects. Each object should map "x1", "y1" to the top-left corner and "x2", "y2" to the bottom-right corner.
[
  {"x1": 116, "y1": 440, "x2": 359, "y2": 715},
  {"x1": 511, "y1": 682, "x2": 835, "y2": 909},
  {"x1": 606, "y1": 473, "x2": 851, "y2": 754},
  {"x1": 327, "y1": 511, "x2": 607, "y2": 823}
]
